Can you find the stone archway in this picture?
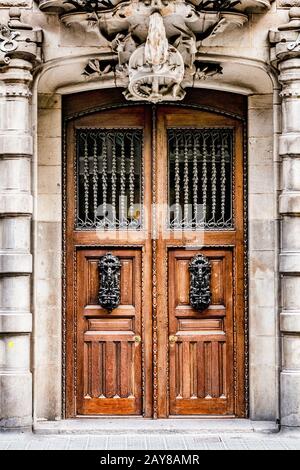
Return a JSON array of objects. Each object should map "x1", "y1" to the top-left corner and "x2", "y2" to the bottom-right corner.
[{"x1": 33, "y1": 58, "x2": 279, "y2": 423}]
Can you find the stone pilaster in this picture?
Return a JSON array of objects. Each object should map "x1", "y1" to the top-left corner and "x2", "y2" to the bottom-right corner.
[
  {"x1": 270, "y1": 7, "x2": 300, "y2": 427},
  {"x1": 0, "y1": 8, "x2": 42, "y2": 429}
]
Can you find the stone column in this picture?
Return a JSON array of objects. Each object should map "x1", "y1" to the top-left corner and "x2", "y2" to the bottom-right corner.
[
  {"x1": 270, "y1": 8, "x2": 300, "y2": 427},
  {"x1": 0, "y1": 9, "x2": 41, "y2": 429}
]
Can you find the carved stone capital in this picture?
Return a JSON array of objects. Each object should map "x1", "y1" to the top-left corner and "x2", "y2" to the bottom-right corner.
[
  {"x1": 0, "y1": 8, "x2": 43, "y2": 69},
  {"x1": 0, "y1": 81, "x2": 33, "y2": 98},
  {"x1": 276, "y1": 58, "x2": 300, "y2": 100}
]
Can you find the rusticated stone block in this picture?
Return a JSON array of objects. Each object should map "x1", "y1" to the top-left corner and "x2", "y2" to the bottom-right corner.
[
  {"x1": 280, "y1": 252, "x2": 300, "y2": 272},
  {"x1": 0, "y1": 193, "x2": 32, "y2": 215},
  {"x1": 0, "y1": 313, "x2": 32, "y2": 334},
  {"x1": 0, "y1": 370, "x2": 32, "y2": 429},
  {"x1": 282, "y1": 335, "x2": 300, "y2": 370},
  {"x1": 281, "y1": 371, "x2": 300, "y2": 426},
  {"x1": 281, "y1": 311, "x2": 300, "y2": 332},
  {"x1": 0, "y1": 276, "x2": 30, "y2": 311},
  {"x1": 279, "y1": 192, "x2": 300, "y2": 214},
  {"x1": 282, "y1": 276, "x2": 300, "y2": 309},
  {"x1": 0, "y1": 253, "x2": 32, "y2": 275},
  {"x1": 0, "y1": 334, "x2": 30, "y2": 371}
]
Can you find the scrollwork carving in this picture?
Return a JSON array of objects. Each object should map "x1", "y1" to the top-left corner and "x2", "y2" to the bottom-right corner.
[
  {"x1": 0, "y1": 25, "x2": 19, "y2": 66},
  {"x1": 189, "y1": 253, "x2": 211, "y2": 312},
  {"x1": 98, "y1": 253, "x2": 121, "y2": 311},
  {"x1": 0, "y1": 8, "x2": 42, "y2": 68}
]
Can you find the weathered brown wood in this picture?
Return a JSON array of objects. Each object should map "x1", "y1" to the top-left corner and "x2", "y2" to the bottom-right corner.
[
  {"x1": 76, "y1": 248, "x2": 143, "y2": 415},
  {"x1": 65, "y1": 105, "x2": 152, "y2": 417},
  {"x1": 155, "y1": 105, "x2": 245, "y2": 417},
  {"x1": 63, "y1": 89, "x2": 246, "y2": 121},
  {"x1": 167, "y1": 248, "x2": 234, "y2": 415},
  {"x1": 65, "y1": 90, "x2": 246, "y2": 418}
]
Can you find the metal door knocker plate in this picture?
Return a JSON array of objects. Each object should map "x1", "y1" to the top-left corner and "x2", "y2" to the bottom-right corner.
[
  {"x1": 189, "y1": 253, "x2": 211, "y2": 312},
  {"x1": 98, "y1": 253, "x2": 121, "y2": 312}
]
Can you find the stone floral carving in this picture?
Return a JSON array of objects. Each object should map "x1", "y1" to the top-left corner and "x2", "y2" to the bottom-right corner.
[
  {"x1": 98, "y1": 253, "x2": 122, "y2": 312},
  {"x1": 194, "y1": 61, "x2": 223, "y2": 80},
  {"x1": 83, "y1": 58, "x2": 113, "y2": 76},
  {"x1": 189, "y1": 254, "x2": 211, "y2": 312}
]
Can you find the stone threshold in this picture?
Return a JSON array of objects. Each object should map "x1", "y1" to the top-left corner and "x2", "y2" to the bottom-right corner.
[{"x1": 34, "y1": 418, "x2": 279, "y2": 435}]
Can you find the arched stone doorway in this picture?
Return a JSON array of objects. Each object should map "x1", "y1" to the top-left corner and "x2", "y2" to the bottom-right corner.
[{"x1": 34, "y1": 61, "x2": 278, "y2": 424}]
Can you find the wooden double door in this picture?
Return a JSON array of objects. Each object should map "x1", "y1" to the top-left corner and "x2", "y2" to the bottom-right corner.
[{"x1": 65, "y1": 96, "x2": 246, "y2": 418}]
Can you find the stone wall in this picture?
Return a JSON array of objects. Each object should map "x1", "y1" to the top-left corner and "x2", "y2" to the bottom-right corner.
[
  {"x1": 248, "y1": 94, "x2": 279, "y2": 421},
  {"x1": 34, "y1": 93, "x2": 62, "y2": 421}
]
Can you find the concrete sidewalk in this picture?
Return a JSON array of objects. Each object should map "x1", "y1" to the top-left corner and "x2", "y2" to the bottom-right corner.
[{"x1": 1, "y1": 429, "x2": 300, "y2": 450}]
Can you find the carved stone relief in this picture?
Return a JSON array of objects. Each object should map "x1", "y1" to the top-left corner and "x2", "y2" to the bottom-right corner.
[
  {"x1": 62, "y1": 0, "x2": 246, "y2": 101},
  {"x1": 0, "y1": 26, "x2": 19, "y2": 66},
  {"x1": 36, "y1": 0, "x2": 273, "y2": 102}
]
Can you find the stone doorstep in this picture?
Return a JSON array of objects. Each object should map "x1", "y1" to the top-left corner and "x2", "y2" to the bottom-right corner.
[{"x1": 33, "y1": 419, "x2": 279, "y2": 436}]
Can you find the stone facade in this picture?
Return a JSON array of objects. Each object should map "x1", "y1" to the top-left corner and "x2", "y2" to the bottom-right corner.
[{"x1": 0, "y1": 0, "x2": 300, "y2": 429}]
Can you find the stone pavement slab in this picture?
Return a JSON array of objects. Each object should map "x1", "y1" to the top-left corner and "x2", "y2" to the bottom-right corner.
[
  {"x1": 33, "y1": 419, "x2": 278, "y2": 435},
  {"x1": 0, "y1": 431, "x2": 300, "y2": 450}
]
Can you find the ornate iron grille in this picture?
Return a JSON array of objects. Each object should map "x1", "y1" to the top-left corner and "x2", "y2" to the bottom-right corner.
[
  {"x1": 76, "y1": 128, "x2": 143, "y2": 230},
  {"x1": 168, "y1": 128, "x2": 233, "y2": 230}
]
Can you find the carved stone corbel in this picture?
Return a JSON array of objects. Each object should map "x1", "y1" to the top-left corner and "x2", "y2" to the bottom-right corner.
[{"x1": 75, "y1": 0, "x2": 246, "y2": 102}]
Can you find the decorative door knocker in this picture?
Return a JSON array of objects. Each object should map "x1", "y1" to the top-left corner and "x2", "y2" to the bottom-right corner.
[
  {"x1": 98, "y1": 253, "x2": 121, "y2": 312},
  {"x1": 189, "y1": 254, "x2": 211, "y2": 312}
]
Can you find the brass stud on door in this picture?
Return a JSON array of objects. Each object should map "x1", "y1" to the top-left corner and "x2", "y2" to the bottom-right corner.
[
  {"x1": 169, "y1": 335, "x2": 178, "y2": 344},
  {"x1": 134, "y1": 335, "x2": 142, "y2": 344}
]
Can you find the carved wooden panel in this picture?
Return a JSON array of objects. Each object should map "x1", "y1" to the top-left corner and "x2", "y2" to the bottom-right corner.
[
  {"x1": 168, "y1": 248, "x2": 234, "y2": 415},
  {"x1": 76, "y1": 248, "x2": 142, "y2": 415},
  {"x1": 65, "y1": 98, "x2": 246, "y2": 418}
]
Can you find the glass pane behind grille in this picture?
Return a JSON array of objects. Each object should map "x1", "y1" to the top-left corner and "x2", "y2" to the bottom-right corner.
[
  {"x1": 168, "y1": 128, "x2": 233, "y2": 230},
  {"x1": 76, "y1": 129, "x2": 143, "y2": 230}
]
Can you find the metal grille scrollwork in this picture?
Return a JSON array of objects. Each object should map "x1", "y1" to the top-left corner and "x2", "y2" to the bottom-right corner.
[
  {"x1": 98, "y1": 253, "x2": 121, "y2": 312},
  {"x1": 189, "y1": 254, "x2": 211, "y2": 312},
  {"x1": 77, "y1": 128, "x2": 143, "y2": 230},
  {"x1": 168, "y1": 128, "x2": 233, "y2": 230}
]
